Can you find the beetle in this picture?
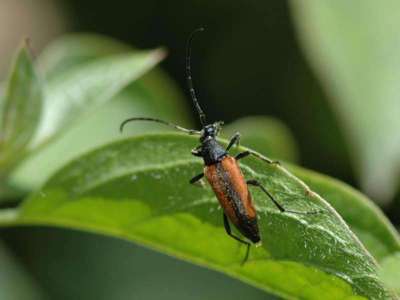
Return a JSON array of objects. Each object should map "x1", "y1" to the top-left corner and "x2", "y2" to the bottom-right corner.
[{"x1": 120, "y1": 28, "x2": 316, "y2": 264}]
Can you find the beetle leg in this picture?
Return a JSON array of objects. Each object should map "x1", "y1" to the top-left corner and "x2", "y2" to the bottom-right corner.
[
  {"x1": 246, "y1": 180, "x2": 285, "y2": 212},
  {"x1": 235, "y1": 150, "x2": 280, "y2": 165},
  {"x1": 191, "y1": 146, "x2": 203, "y2": 157},
  {"x1": 226, "y1": 132, "x2": 241, "y2": 152},
  {"x1": 223, "y1": 213, "x2": 250, "y2": 265},
  {"x1": 189, "y1": 173, "x2": 204, "y2": 186},
  {"x1": 235, "y1": 151, "x2": 250, "y2": 161},
  {"x1": 247, "y1": 179, "x2": 321, "y2": 215}
]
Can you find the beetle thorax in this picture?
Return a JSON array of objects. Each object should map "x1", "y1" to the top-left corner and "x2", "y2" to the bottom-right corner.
[{"x1": 201, "y1": 138, "x2": 227, "y2": 166}]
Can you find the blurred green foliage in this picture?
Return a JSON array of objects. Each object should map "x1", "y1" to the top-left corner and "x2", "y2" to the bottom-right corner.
[
  {"x1": 0, "y1": 1, "x2": 400, "y2": 299},
  {"x1": 291, "y1": 0, "x2": 400, "y2": 204},
  {"x1": 378, "y1": 252, "x2": 400, "y2": 294},
  {"x1": 0, "y1": 241, "x2": 45, "y2": 300},
  {"x1": 0, "y1": 44, "x2": 42, "y2": 176},
  {"x1": 11, "y1": 34, "x2": 191, "y2": 190}
]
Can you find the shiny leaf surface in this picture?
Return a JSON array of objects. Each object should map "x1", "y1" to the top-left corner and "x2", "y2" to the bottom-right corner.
[{"x1": 0, "y1": 134, "x2": 394, "y2": 299}]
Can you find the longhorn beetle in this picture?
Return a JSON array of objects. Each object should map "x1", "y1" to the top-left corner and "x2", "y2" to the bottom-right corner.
[{"x1": 120, "y1": 28, "x2": 318, "y2": 264}]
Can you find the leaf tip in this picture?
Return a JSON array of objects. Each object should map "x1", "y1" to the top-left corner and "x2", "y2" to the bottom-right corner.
[
  {"x1": 14, "y1": 37, "x2": 37, "y2": 63},
  {"x1": 152, "y1": 47, "x2": 168, "y2": 63}
]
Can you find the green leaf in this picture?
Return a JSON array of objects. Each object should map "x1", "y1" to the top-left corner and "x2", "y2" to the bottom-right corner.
[
  {"x1": 290, "y1": 1, "x2": 400, "y2": 202},
  {"x1": 289, "y1": 165, "x2": 400, "y2": 262},
  {"x1": 31, "y1": 47, "x2": 166, "y2": 147},
  {"x1": 11, "y1": 86, "x2": 188, "y2": 190},
  {"x1": 221, "y1": 115, "x2": 400, "y2": 262},
  {"x1": 37, "y1": 34, "x2": 131, "y2": 79},
  {"x1": 378, "y1": 252, "x2": 400, "y2": 293},
  {"x1": 10, "y1": 34, "x2": 190, "y2": 190},
  {"x1": 0, "y1": 44, "x2": 42, "y2": 173},
  {"x1": 223, "y1": 116, "x2": 299, "y2": 163},
  {"x1": 35, "y1": 33, "x2": 189, "y2": 124},
  {"x1": 1, "y1": 134, "x2": 395, "y2": 299}
]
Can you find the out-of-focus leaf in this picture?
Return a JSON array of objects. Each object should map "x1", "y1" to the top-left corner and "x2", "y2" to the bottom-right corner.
[
  {"x1": 11, "y1": 85, "x2": 189, "y2": 190},
  {"x1": 37, "y1": 34, "x2": 130, "y2": 79},
  {"x1": 32, "y1": 48, "x2": 166, "y2": 147},
  {"x1": 0, "y1": 134, "x2": 394, "y2": 299},
  {"x1": 289, "y1": 165, "x2": 400, "y2": 262},
  {"x1": 223, "y1": 116, "x2": 299, "y2": 163},
  {"x1": 35, "y1": 33, "x2": 189, "y2": 123},
  {"x1": 10, "y1": 34, "x2": 191, "y2": 190},
  {"x1": 0, "y1": 86, "x2": 4, "y2": 125},
  {"x1": 0, "y1": 44, "x2": 42, "y2": 173},
  {"x1": 0, "y1": 241, "x2": 46, "y2": 300},
  {"x1": 378, "y1": 252, "x2": 400, "y2": 293},
  {"x1": 0, "y1": 182, "x2": 23, "y2": 203},
  {"x1": 290, "y1": 1, "x2": 400, "y2": 202}
]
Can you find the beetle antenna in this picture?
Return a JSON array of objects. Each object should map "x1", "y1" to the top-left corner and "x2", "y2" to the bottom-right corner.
[
  {"x1": 186, "y1": 27, "x2": 207, "y2": 126},
  {"x1": 120, "y1": 117, "x2": 201, "y2": 135}
]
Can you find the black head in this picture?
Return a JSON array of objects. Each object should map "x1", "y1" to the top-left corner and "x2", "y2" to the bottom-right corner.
[
  {"x1": 198, "y1": 121, "x2": 227, "y2": 165},
  {"x1": 200, "y1": 121, "x2": 224, "y2": 142}
]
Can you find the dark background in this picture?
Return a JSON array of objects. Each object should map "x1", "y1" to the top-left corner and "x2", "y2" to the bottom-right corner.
[{"x1": 62, "y1": 0, "x2": 353, "y2": 183}]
